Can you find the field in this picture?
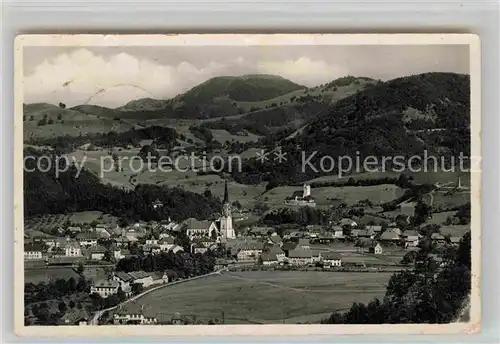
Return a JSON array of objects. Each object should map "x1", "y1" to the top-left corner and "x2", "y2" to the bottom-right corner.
[
  {"x1": 25, "y1": 211, "x2": 119, "y2": 235},
  {"x1": 135, "y1": 271, "x2": 393, "y2": 324}
]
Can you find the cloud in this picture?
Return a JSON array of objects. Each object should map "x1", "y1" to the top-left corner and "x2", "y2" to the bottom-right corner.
[
  {"x1": 258, "y1": 57, "x2": 348, "y2": 86},
  {"x1": 24, "y1": 49, "x2": 230, "y2": 108}
]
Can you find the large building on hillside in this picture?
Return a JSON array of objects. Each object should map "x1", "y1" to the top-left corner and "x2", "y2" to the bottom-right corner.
[{"x1": 284, "y1": 183, "x2": 316, "y2": 207}]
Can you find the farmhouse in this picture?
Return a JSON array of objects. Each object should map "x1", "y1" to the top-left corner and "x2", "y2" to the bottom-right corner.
[
  {"x1": 260, "y1": 252, "x2": 279, "y2": 265},
  {"x1": 287, "y1": 248, "x2": 313, "y2": 266},
  {"x1": 57, "y1": 309, "x2": 89, "y2": 326},
  {"x1": 266, "y1": 245, "x2": 285, "y2": 262},
  {"x1": 379, "y1": 229, "x2": 401, "y2": 244},
  {"x1": 297, "y1": 238, "x2": 311, "y2": 250},
  {"x1": 24, "y1": 243, "x2": 44, "y2": 260},
  {"x1": 128, "y1": 270, "x2": 154, "y2": 288},
  {"x1": 112, "y1": 271, "x2": 134, "y2": 292},
  {"x1": 236, "y1": 242, "x2": 264, "y2": 261},
  {"x1": 431, "y1": 232, "x2": 446, "y2": 244},
  {"x1": 90, "y1": 280, "x2": 120, "y2": 298},
  {"x1": 89, "y1": 245, "x2": 107, "y2": 260},
  {"x1": 357, "y1": 229, "x2": 375, "y2": 239},
  {"x1": 402, "y1": 230, "x2": 420, "y2": 248},
  {"x1": 64, "y1": 241, "x2": 82, "y2": 257},
  {"x1": 320, "y1": 251, "x2": 342, "y2": 267},
  {"x1": 331, "y1": 226, "x2": 344, "y2": 238},
  {"x1": 76, "y1": 232, "x2": 99, "y2": 247},
  {"x1": 149, "y1": 271, "x2": 169, "y2": 285},
  {"x1": 113, "y1": 303, "x2": 158, "y2": 325}
]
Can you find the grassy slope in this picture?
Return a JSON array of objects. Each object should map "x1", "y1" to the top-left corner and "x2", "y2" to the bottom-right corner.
[{"x1": 134, "y1": 271, "x2": 392, "y2": 324}]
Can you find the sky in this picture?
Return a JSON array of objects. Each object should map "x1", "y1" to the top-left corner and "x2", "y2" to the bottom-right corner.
[{"x1": 23, "y1": 45, "x2": 470, "y2": 108}]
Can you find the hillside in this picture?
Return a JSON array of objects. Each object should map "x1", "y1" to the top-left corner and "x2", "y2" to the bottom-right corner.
[
  {"x1": 230, "y1": 72, "x2": 471, "y2": 185},
  {"x1": 23, "y1": 148, "x2": 222, "y2": 221},
  {"x1": 192, "y1": 76, "x2": 373, "y2": 137}
]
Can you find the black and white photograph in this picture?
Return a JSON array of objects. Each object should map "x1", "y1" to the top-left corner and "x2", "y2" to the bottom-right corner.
[{"x1": 14, "y1": 34, "x2": 481, "y2": 336}]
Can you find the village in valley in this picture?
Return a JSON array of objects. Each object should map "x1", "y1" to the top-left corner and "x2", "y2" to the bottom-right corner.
[
  {"x1": 24, "y1": 173, "x2": 471, "y2": 326},
  {"x1": 22, "y1": 43, "x2": 473, "y2": 326}
]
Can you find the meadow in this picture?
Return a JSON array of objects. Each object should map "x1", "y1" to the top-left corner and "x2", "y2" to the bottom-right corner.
[{"x1": 135, "y1": 270, "x2": 393, "y2": 324}]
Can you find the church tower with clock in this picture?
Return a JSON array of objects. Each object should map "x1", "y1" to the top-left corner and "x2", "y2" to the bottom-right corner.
[{"x1": 219, "y1": 180, "x2": 236, "y2": 240}]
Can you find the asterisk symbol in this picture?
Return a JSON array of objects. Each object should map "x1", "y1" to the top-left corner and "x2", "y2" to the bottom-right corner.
[
  {"x1": 274, "y1": 149, "x2": 287, "y2": 163},
  {"x1": 256, "y1": 149, "x2": 269, "y2": 163}
]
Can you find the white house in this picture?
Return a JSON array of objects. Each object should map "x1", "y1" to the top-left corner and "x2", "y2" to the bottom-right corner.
[
  {"x1": 112, "y1": 271, "x2": 133, "y2": 292},
  {"x1": 320, "y1": 251, "x2": 342, "y2": 267},
  {"x1": 331, "y1": 226, "x2": 344, "y2": 238},
  {"x1": 236, "y1": 242, "x2": 264, "y2": 261},
  {"x1": 89, "y1": 245, "x2": 107, "y2": 260},
  {"x1": 64, "y1": 241, "x2": 82, "y2": 257},
  {"x1": 90, "y1": 280, "x2": 120, "y2": 298},
  {"x1": 113, "y1": 303, "x2": 158, "y2": 325},
  {"x1": 24, "y1": 243, "x2": 44, "y2": 260},
  {"x1": 76, "y1": 233, "x2": 99, "y2": 247}
]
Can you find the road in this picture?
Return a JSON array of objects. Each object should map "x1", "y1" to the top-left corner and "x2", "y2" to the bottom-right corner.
[{"x1": 89, "y1": 271, "x2": 221, "y2": 325}]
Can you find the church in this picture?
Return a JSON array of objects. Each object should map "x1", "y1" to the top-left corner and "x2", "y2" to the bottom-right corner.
[
  {"x1": 216, "y1": 180, "x2": 236, "y2": 241},
  {"x1": 182, "y1": 180, "x2": 236, "y2": 242},
  {"x1": 284, "y1": 183, "x2": 316, "y2": 207}
]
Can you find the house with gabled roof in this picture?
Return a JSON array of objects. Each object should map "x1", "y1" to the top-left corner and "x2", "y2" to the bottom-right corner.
[
  {"x1": 113, "y1": 302, "x2": 158, "y2": 325},
  {"x1": 320, "y1": 251, "x2": 342, "y2": 267},
  {"x1": 379, "y1": 229, "x2": 401, "y2": 243},
  {"x1": 287, "y1": 247, "x2": 313, "y2": 266},
  {"x1": 90, "y1": 279, "x2": 120, "y2": 298},
  {"x1": 339, "y1": 218, "x2": 358, "y2": 227}
]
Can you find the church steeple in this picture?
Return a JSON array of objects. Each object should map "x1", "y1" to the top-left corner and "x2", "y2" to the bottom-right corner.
[{"x1": 223, "y1": 179, "x2": 229, "y2": 204}]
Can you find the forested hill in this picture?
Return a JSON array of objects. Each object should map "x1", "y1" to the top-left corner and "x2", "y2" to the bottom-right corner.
[
  {"x1": 118, "y1": 74, "x2": 306, "y2": 118},
  {"x1": 301, "y1": 72, "x2": 470, "y2": 157},
  {"x1": 230, "y1": 72, "x2": 471, "y2": 185},
  {"x1": 23, "y1": 149, "x2": 221, "y2": 221}
]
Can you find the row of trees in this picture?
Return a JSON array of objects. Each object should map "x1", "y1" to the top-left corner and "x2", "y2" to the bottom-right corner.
[
  {"x1": 24, "y1": 276, "x2": 90, "y2": 305},
  {"x1": 322, "y1": 232, "x2": 471, "y2": 324},
  {"x1": 115, "y1": 250, "x2": 216, "y2": 279}
]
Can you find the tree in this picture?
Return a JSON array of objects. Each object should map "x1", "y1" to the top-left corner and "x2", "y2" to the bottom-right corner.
[
  {"x1": 48, "y1": 118, "x2": 54, "y2": 125},
  {"x1": 59, "y1": 102, "x2": 66, "y2": 109},
  {"x1": 103, "y1": 250, "x2": 113, "y2": 262},
  {"x1": 413, "y1": 201, "x2": 431, "y2": 226},
  {"x1": 117, "y1": 217, "x2": 129, "y2": 228},
  {"x1": 68, "y1": 300, "x2": 76, "y2": 309},
  {"x1": 57, "y1": 113, "x2": 63, "y2": 120},
  {"x1": 58, "y1": 301, "x2": 67, "y2": 313},
  {"x1": 131, "y1": 283, "x2": 143, "y2": 295},
  {"x1": 76, "y1": 262, "x2": 85, "y2": 274}
]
